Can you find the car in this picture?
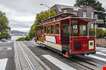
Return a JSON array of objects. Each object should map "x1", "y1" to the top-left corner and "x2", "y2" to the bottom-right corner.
[
  {"x1": 104, "y1": 37, "x2": 106, "y2": 39},
  {"x1": 0, "y1": 39, "x2": 7, "y2": 42}
]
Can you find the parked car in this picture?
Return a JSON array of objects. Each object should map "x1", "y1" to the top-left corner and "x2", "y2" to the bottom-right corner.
[
  {"x1": 104, "y1": 37, "x2": 106, "y2": 39},
  {"x1": 0, "y1": 39, "x2": 7, "y2": 42}
]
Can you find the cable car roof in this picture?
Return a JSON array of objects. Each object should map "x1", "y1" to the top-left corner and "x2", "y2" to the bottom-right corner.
[{"x1": 40, "y1": 13, "x2": 96, "y2": 25}]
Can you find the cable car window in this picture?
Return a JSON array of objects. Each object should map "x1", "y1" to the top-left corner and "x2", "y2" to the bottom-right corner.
[
  {"x1": 47, "y1": 26, "x2": 48, "y2": 33},
  {"x1": 44, "y1": 26, "x2": 46, "y2": 33},
  {"x1": 55, "y1": 24, "x2": 59, "y2": 34},
  {"x1": 51, "y1": 25, "x2": 54, "y2": 34},
  {"x1": 80, "y1": 25, "x2": 87, "y2": 36},
  {"x1": 63, "y1": 24, "x2": 69, "y2": 36},
  {"x1": 89, "y1": 23, "x2": 95, "y2": 36},
  {"x1": 47, "y1": 26, "x2": 51, "y2": 34},
  {"x1": 48, "y1": 26, "x2": 51, "y2": 34},
  {"x1": 72, "y1": 24, "x2": 78, "y2": 36}
]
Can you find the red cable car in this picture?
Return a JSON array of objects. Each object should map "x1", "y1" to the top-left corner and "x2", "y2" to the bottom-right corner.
[{"x1": 35, "y1": 13, "x2": 96, "y2": 57}]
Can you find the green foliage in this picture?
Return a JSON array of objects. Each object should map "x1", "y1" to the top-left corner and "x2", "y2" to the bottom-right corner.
[
  {"x1": 74, "y1": 0, "x2": 105, "y2": 11},
  {"x1": 104, "y1": 30, "x2": 106, "y2": 37},
  {"x1": 16, "y1": 37, "x2": 26, "y2": 41},
  {"x1": 36, "y1": 9, "x2": 57, "y2": 23},
  {"x1": 17, "y1": 23, "x2": 39, "y2": 41},
  {"x1": 0, "y1": 11, "x2": 10, "y2": 39},
  {"x1": 16, "y1": 36, "x2": 32, "y2": 41},
  {"x1": 24, "y1": 9, "x2": 57, "y2": 41},
  {"x1": 27, "y1": 23, "x2": 39, "y2": 40},
  {"x1": 96, "y1": 29, "x2": 106, "y2": 38},
  {"x1": 96, "y1": 29, "x2": 103, "y2": 38},
  {"x1": 89, "y1": 28, "x2": 106, "y2": 38}
]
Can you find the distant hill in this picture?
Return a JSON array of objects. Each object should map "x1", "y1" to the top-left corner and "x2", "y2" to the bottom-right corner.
[{"x1": 11, "y1": 30, "x2": 27, "y2": 36}]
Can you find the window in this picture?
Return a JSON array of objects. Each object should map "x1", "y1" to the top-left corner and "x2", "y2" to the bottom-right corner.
[
  {"x1": 62, "y1": 9, "x2": 68, "y2": 13},
  {"x1": 72, "y1": 24, "x2": 78, "y2": 36},
  {"x1": 55, "y1": 24, "x2": 59, "y2": 34},
  {"x1": 80, "y1": 25, "x2": 87, "y2": 36},
  {"x1": 44, "y1": 26, "x2": 46, "y2": 33},
  {"x1": 83, "y1": 12, "x2": 87, "y2": 18},
  {"x1": 73, "y1": 12, "x2": 77, "y2": 16},
  {"x1": 90, "y1": 24, "x2": 94, "y2": 29},
  {"x1": 63, "y1": 24, "x2": 69, "y2": 33},
  {"x1": 51, "y1": 25, "x2": 54, "y2": 34},
  {"x1": 91, "y1": 12, "x2": 94, "y2": 19},
  {"x1": 48, "y1": 26, "x2": 51, "y2": 34},
  {"x1": 89, "y1": 23, "x2": 95, "y2": 36},
  {"x1": 63, "y1": 23, "x2": 70, "y2": 36},
  {"x1": 94, "y1": 14, "x2": 98, "y2": 19},
  {"x1": 47, "y1": 26, "x2": 50, "y2": 34}
]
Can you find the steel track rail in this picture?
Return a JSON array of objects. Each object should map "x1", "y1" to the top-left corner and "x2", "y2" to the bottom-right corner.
[
  {"x1": 18, "y1": 42, "x2": 35, "y2": 70},
  {"x1": 14, "y1": 42, "x2": 23, "y2": 70},
  {"x1": 24, "y1": 42, "x2": 99, "y2": 70},
  {"x1": 20, "y1": 42, "x2": 51, "y2": 70}
]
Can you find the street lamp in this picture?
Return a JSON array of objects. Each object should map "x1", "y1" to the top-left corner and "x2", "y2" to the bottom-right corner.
[{"x1": 40, "y1": 4, "x2": 50, "y2": 18}]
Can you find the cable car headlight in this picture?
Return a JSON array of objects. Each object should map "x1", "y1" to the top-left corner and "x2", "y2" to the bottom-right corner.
[{"x1": 89, "y1": 40, "x2": 94, "y2": 49}]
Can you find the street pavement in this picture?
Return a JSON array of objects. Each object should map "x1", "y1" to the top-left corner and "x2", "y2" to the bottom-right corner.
[
  {"x1": 23, "y1": 41, "x2": 106, "y2": 70},
  {"x1": 0, "y1": 41, "x2": 15, "y2": 70},
  {"x1": 0, "y1": 41, "x2": 106, "y2": 70},
  {"x1": 14, "y1": 41, "x2": 50, "y2": 70}
]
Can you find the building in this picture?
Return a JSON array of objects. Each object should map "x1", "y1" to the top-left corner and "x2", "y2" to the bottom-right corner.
[{"x1": 51, "y1": 4, "x2": 106, "y2": 29}]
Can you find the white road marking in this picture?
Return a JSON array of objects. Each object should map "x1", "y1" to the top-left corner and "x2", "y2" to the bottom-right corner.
[
  {"x1": 101, "y1": 50, "x2": 106, "y2": 52},
  {"x1": 0, "y1": 58, "x2": 8, "y2": 70},
  {"x1": 42, "y1": 55, "x2": 76, "y2": 70},
  {"x1": 96, "y1": 47, "x2": 106, "y2": 50},
  {"x1": 96, "y1": 52, "x2": 106, "y2": 56},
  {"x1": 7, "y1": 47, "x2": 12, "y2": 50},
  {"x1": 87, "y1": 55, "x2": 106, "y2": 62}
]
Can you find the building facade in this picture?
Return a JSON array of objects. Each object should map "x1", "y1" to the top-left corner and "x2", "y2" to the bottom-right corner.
[{"x1": 51, "y1": 4, "x2": 106, "y2": 29}]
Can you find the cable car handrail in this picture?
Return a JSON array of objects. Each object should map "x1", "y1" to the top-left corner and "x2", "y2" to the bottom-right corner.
[{"x1": 42, "y1": 16, "x2": 96, "y2": 25}]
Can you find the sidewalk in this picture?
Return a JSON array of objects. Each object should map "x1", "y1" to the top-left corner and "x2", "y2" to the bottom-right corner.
[
  {"x1": 14, "y1": 41, "x2": 50, "y2": 70},
  {"x1": 96, "y1": 39, "x2": 106, "y2": 47}
]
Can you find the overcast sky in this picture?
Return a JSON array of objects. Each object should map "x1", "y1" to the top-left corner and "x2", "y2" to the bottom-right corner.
[{"x1": 0, "y1": 0, "x2": 105, "y2": 32}]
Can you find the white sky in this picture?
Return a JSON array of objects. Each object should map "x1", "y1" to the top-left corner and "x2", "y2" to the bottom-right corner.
[{"x1": 0, "y1": 0, "x2": 105, "y2": 32}]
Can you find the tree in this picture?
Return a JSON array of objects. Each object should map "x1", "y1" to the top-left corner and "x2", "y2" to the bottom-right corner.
[
  {"x1": 0, "y1": 11, "x2": 10, "y2": 39},
  {"x1": 96, "y1": 29, "x2": 104, "y2": 38},
  {"x1": 28, "y1": 23, "x2": 37, "y2": 39},
  {"x1": 21, "y1": 9, "x2": 57, "y2": 41},
  {"x1": 16, "y1": 37, "x2": 26, "y2": 41},
  {"x1": 36, "y1": 9, "x2": 57, "y2": 23},
  {"x1": 74, "y1": 0, "x2": 105, "y2": 12},
  {"x1": 18, "y1": 9, "x2": 57, "y2": 41}
]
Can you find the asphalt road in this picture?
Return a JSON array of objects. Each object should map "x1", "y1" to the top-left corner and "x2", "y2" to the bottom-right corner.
[
  {"x1": 0, "y1": 41, "x2": 15, "y2": 70},
  {"x1": 23, "y1": 41, "x2": 106, "y2": 70},
  {"x1": 0, "y1": 41, "x2": 106, "y2": 70},
  {"x1": 14, "y1": 41, "x2": 50, "y2": 70}
]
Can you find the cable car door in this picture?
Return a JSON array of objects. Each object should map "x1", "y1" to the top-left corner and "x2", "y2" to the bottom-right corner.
[{"x1": 61, "y1": 20, "x2": 70, "y2": 54}]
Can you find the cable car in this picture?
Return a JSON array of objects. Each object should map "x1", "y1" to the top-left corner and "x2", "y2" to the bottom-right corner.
[{"x1": 35, "y1": 13, "x2": 96, "y2": 57}]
